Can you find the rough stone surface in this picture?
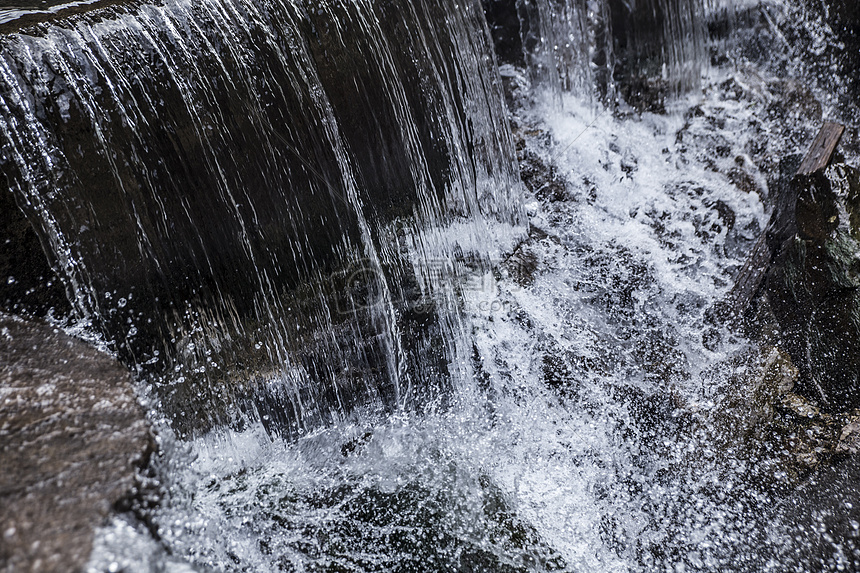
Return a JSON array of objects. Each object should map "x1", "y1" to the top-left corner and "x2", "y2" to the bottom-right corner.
[{"x1": 0, "y1": 314, "x2": 152, "y2": 573}]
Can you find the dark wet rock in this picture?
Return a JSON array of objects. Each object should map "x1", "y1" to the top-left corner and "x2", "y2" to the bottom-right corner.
[
  {"x1": 612, "y1": 383, "x2": 688, "y2": 440},
  {"x1": 0, "y1": 191, "x2": 70, "y2": 319},
  {"x1": 608, "y1": 0, "x2": 706, "y2": 111},
  {"x1": 522, "y1": 159, "x2": 568, "y2": 202},
  {"x1": 632, "y1": 330, "x2": 689, "y2": 385},
  {"x1": 794, "y1": 173, "x2": 840, "y2": 241},
  {"x1": 764, "y1": 164, "x2": 860, "y2": 413},
  {"x1": 540, "y1": 352, "x2": 576, "y2": 397},
  {"x1": 767, "y1": 453, "x2": 860, "y2": 572},
  {"x1": 503, "y1": 241, "x2": 540, "y2": 288},
  {"x1": 481, "y1": 0, "x2": 525, "y2": 66},
  {"x1": 0, "y1": 314, "x2": 153, "y2": 573},
  {"x1": 197, "y1": 464, "x2": 566, "y2": 572},
  {"x1": 816, "y1": 0, "x2": 860, "y2": 99},
  {"x1": 515, "y1": 137, "x2": 570, "y2": 203},
  {"x1": 767, "y1": 80, "x2": 823, "y2": 126},
  {"x1": 771, "y1": 391, "x2": 851, "y2": 469},
  {"x1": 704, "y1": 343, "x2": 860, "y2": 493},
  {"x1": 727, "y1": 166, "x2": 764, "y2": 196},
  {"x1": 340, "y1": 431, "x2": 374, "y2": 458},
  {"x1": 836, "y1": 419, "x2": 860, "y2": 454},
  {"x1": 616, "y1": 76, "x2": 668, "y2": 114},
  {"x1": 713, "y1": 346, "x2": 797, "y2": 447}
]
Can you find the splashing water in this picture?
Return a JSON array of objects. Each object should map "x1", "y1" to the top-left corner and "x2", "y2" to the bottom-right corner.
[
  {"x1": 0, "y1": 0, "x2": 854, "y2": 571},
  {"x1": 91, "y1": 20, "x2": 793, "y2": 573}
]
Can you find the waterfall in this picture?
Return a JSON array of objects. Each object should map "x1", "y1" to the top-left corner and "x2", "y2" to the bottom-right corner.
[
  {"x1": 8, "y1": 1, "x2": 850, "y2": 571},
  {"x1": 483, "y1": 0, "x2": 743, "y2": 106},
  {"x1": 0, "y1": 0, "x2": 736, "y2": 436},
  {"x1": 0, "y1": 0, "x2": 524, "y2": 437}
]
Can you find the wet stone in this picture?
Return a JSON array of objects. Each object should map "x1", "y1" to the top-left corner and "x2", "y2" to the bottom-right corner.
[
  {"x1": 767, "y1": 453, "x2": 860, "y2": 571},
  {"x1": 764, "y1": 163, "x2": 860, "y2": 413},
  {"x1": 0, "y1": 314, "x2": 153, "y2": 573},
  {"x1": 0, "y1": 191, "x2": 70, "y2": 319}
]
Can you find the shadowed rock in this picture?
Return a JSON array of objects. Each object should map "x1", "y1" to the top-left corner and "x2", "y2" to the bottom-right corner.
[
  {"x1": 0, "y1": 314, "x2": 152, "y2": 573},
  {"x1": 0, "y1": 190, "x2": 70, "y2": 319}
]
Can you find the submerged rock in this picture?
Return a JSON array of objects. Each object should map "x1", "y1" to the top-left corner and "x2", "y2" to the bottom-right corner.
[{"x1": 0, "y1": 314, "x2": 153, "y2": 573}]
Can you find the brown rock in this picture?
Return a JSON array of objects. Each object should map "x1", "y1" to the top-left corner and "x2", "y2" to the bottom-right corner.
[{"x1": 0, "y1": 314, "x2": 152, "y2": 573}]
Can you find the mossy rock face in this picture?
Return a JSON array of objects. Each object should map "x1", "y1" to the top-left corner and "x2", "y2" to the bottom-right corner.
[{"x1": 765, "y1": 164, "x2": 860, "y2": 412}]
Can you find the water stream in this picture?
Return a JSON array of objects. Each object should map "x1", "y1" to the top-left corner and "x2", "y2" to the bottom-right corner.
[{"x1": 0, "y1": 0, "x2": 856, "y2": 570}]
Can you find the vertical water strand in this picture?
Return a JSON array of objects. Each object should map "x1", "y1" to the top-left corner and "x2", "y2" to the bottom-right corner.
[
  {"x1": 367, "y1": 0, "x2": 523, "y2": 395},
  {"x1": 0, "y1": 47, "x2": 101, "y2": 323},
  {"x1": 663, "y1": 0, "x2": 707, "y2": 94},
  {"x1": 0, "y1": 0, "x2": 526, "y2": 436},
  {"x1": 302, "y1": 0, "x2": 525, "y2": 404},
  {"x1": 406, "y1": 0, "x2": 525, "y2": 394},
  {"x1": 0, "y1": 0, "x2": 379, "y2": 434},
  {"x1": 588, "y1": 0, "x2": 616, "y2": 101},
  {"x1": 415, "y1": 0, "x2": 524, "y2": 225},
  {"x1": 188, "y1": 0, "x2": 409, "y2": 420},
  {"x1": 299, "y1": 0, "x2": 456, "y2": 409},
  {"x1": 516, "y1": 0, "x2": 596, "y2": 103},
  {"x1": 155, "y1": 0, "x2": 409, "y2": 429}
]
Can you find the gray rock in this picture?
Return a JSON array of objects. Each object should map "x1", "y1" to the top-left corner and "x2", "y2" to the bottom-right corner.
[{"x1": 0, "y1": 314, "x2": 152, "y2": 573}]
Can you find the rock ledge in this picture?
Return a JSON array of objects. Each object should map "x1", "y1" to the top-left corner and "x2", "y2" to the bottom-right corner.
[{"x1": 0, "y1": 314, "x2": 152, "y2": 573}]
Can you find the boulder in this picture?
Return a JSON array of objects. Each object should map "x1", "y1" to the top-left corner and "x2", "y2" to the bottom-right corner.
[
  {"x1": 0, "y1": 314, "x2": 153, "y2": 573},
  {"x1": 764, "y1": 164, "x2": 860, "y2": 412}
]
